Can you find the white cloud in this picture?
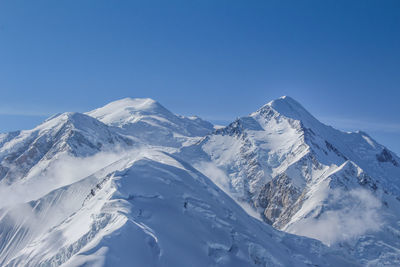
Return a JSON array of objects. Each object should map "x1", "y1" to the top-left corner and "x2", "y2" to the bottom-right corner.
[
  {"x1": 289, "y1": 188, "x2": 383, "y2": 246},
  {"x1": 194, "y1": 161, "x2": 231, "y2": 191},
  {"x1": 0, "y1": 148, "x2": 132, "y2": 209}
]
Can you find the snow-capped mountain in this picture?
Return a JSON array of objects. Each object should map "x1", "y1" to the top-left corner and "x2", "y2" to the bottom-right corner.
[
  {"x1": 179, "y1": 96, "x2": 400, "y2": 265},
  {"x1": 0, "y1": 112, "x2": 133, "y2": 187},
  {"x1": 0, "y1": 150, "x2": 354, "y2": 266},
  {"x1": 86, "y1": 98, "x2": 214, "y2": 147},
  {"x1": 0, "y1": 96, "x2": 398, "y2": 266},
  {"x1": 0, "y1": 98, "x2": 212, "y2": 206}
]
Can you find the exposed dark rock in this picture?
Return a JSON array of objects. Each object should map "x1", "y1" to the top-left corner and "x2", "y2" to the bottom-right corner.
[
  {"x1": 257, "y1": 173, "x2": 301, "y2": 225},
  {"x1": 376, "y1": 148, "x2": 399, "y2": 166}
]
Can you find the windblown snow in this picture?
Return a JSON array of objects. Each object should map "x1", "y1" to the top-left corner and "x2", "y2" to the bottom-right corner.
[{"x1": 0, "y1": 96, "x2": 399, "y2": 266}]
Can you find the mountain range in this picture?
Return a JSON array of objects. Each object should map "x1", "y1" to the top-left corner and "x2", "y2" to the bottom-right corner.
[{"x1": 0, "y1": 96, "x2": 399, "y2": 266}]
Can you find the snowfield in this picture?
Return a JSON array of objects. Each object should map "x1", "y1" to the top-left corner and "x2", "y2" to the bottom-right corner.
[{"x1": 0, "y1": 96, "x2": 399, "y2": 266}]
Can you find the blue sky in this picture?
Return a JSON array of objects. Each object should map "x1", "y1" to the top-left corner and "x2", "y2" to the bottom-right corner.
[{"x1": 0, "y1": 0, "x2": 399, "y2": 153}]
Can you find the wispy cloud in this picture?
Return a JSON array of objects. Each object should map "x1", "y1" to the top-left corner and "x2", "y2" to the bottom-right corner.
[
  {"x1": 320, "y1": 116, "x2": 400, "y2": 134},
  {"x1": 0, "y1": 109, "x2": 52, "y2": 117},
  {"x1": 0, "y1": 148, "x2": 132, "y2": 208},
  {"x1": 288, "y1": 188, "x2": 383, "y2": 246}
]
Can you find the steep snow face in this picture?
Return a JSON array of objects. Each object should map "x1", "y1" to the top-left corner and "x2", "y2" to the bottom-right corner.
[
  {"x1": 0, "y1": 150, "x2": 355, "y2": 267},
  {"x1": 0, "y1": 112, "x2": 133, "y2": 187},
  {"x1": 261, "y1": 96, "x2": 323, "y2": 130},
  {"x1": 87, "y1": 98, "x2": 214, "y2": 147},
  {"x1": 180, "y1": 97, "x2": 315, "y2": 206},
  {"x1": 179, "y1": 96, "x2": 400, "y2": 265},
  {"x1": 262, "y1": 97, "x2": 400, "y2": 194}
]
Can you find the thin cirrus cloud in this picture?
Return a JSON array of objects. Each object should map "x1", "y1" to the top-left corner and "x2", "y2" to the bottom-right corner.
[
  {"x1": 0, "y1": 109, "x2": 52, "y2": 133},
  {"x1": 320, "y1": 117, "x2": 400, "y2": 134},
  {"x1": 0, "y1": 108, "x2": 52, "y2": 117}
]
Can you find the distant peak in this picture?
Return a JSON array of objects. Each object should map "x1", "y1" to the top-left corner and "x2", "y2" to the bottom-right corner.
[
  {"x1": 106, "y1": 97, "x2": 160, "y2": 111},
  {"x1": 261, "y1": 96, "x2": 304, "y2": 113},
  {"x1": 279, "y1": 95, "x2": 290, "y2": 100},
  {"x1": 43, "y1": 112, "x2": 80, "y2": 122},
  {"x1": 86, "y1": 97, "x2": 168, "y2": 117},
  {"x1": 266, "y1": 95, "x2": 301, "y2": 107},
  {"x1": 36, "y1": 111, "x2": 106, "y2": 133},
  {"x1": 256, "y1": 96, "x2": 321, "y2": 128},
  {"x1": 85, "y1": 97, "x2": 175, "y2": 127}
]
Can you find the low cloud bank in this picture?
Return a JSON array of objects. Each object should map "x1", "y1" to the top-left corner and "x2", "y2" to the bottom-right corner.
[
  {"x1": 289, "y1": 188, "x2": 383, "y2": 245},
  {"x1": 0, "y1": 149, "x2": 134, "y2": 209}
]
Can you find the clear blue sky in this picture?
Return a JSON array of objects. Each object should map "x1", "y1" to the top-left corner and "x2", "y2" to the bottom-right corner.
[{"x1": 0, "y1": 0, "x2": 399, "y2": 153}]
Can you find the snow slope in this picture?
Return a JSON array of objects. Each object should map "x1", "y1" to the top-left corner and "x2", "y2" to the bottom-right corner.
[
  {"x1": 1, "y1": 96, "x2": 398, "y2": 266},
  {"x1": 0, "y1": 150, "x2": 355, "y2": 266},
  {"x1": 179, "y1": 96, "x2": 400, "y2": 265},
  {"x1": 87, "y1": 98, "x2": 214, "y2": 147},
  {"x1": 0, "y1": 112, "x2": 133, "y2": 188}
]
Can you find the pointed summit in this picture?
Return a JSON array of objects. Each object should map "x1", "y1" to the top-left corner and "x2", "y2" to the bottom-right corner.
[
  {"x1": 267, "y1": 96, "x2": 306, "y2": 111},
  {"x1": 256, "y1": 96, "x2": 321, "y2": 129}
]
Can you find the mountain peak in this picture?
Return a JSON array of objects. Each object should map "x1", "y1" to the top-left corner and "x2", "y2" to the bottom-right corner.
[
  {"x1": 86, "y1": 97, "x2": 171, "y2": 127},
  {"x1": 85, "y1": 98, "x2": 214, "y2": 146},
  {"x1": 257, "y1": 96, "x2": 321, "y2": 128},
  {"x1": 267, "y1": 96, "x2": 311, "y2": 117},
  {"x1": 38, "y1": 112, "x2": 95, "y2": 130},
  {"x1": 101, "y1": 97, "x2": 161, "y2": 112}
]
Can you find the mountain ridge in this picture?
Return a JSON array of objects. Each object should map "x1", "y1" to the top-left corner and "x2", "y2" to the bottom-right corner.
[
  {"x1": 178, "y1": 95, "x2": 400, "y2": 265},
  {"x1": 0, "y1": 96, "x2": 398, "y2": 266},
  {"x1": 86, "y1": 98, "x2": 214, "y2": 148}
]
